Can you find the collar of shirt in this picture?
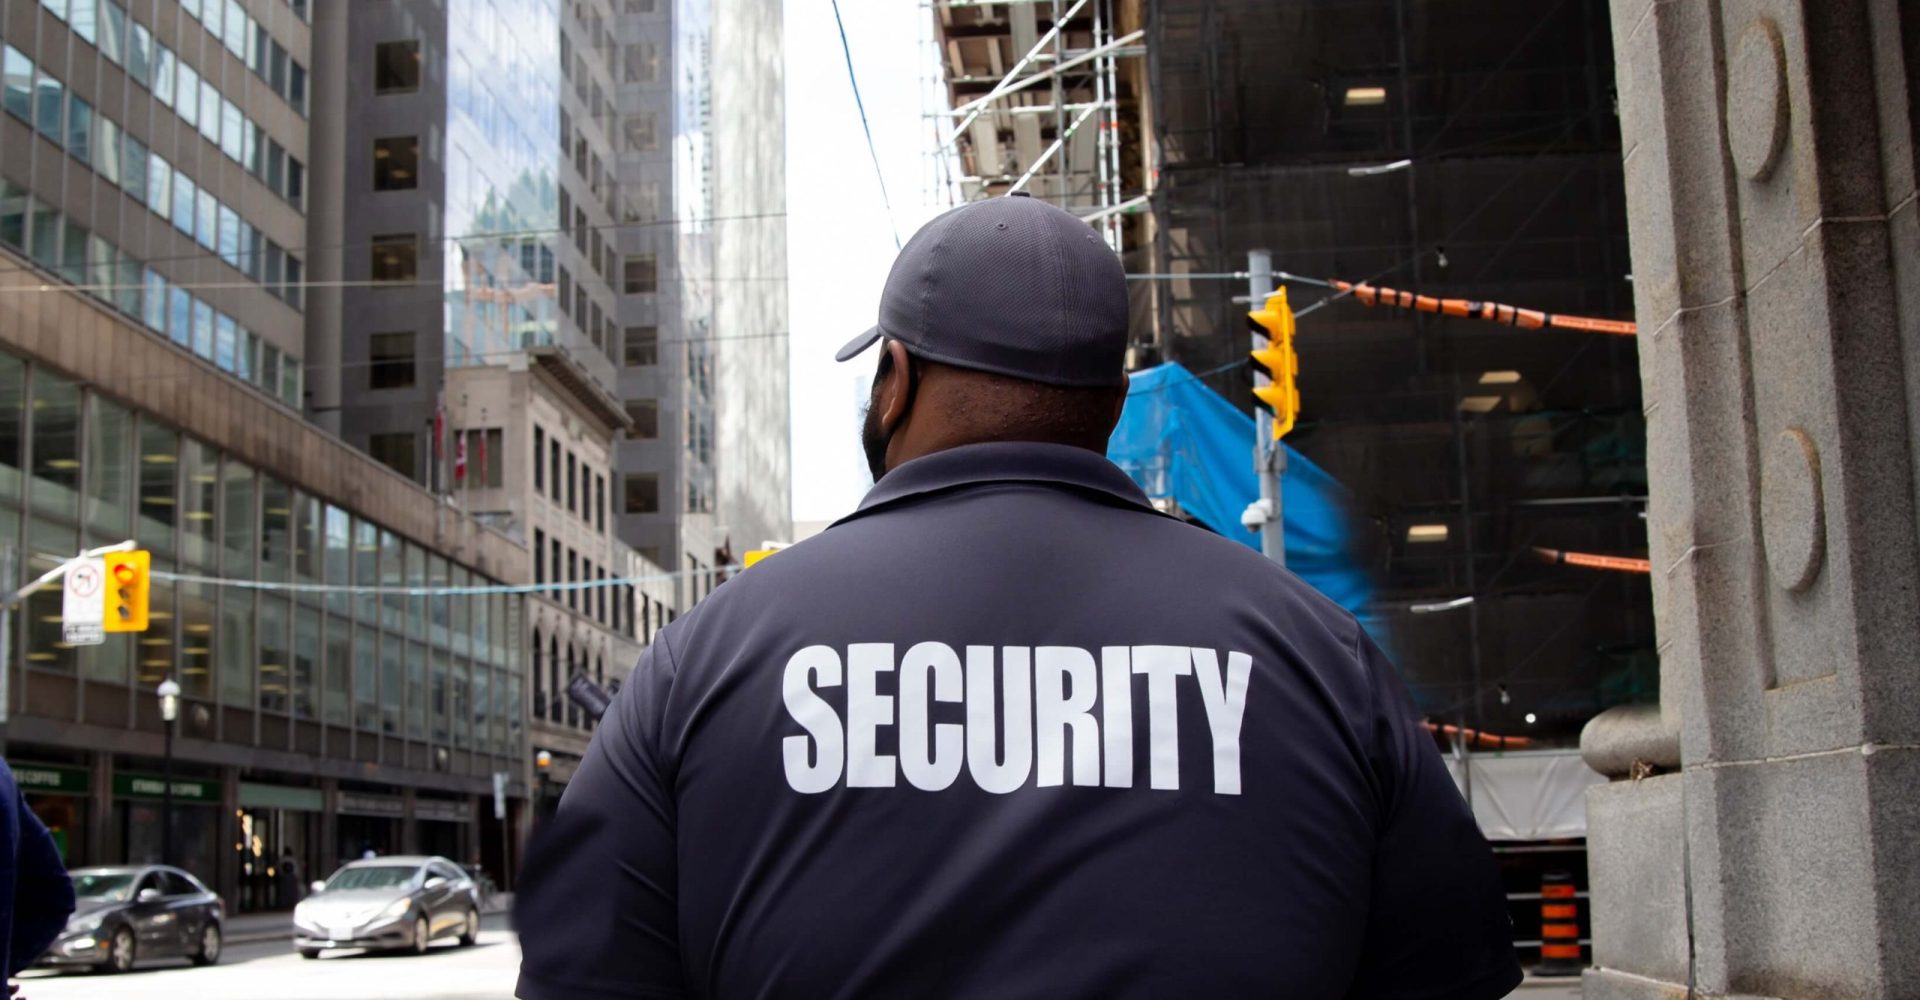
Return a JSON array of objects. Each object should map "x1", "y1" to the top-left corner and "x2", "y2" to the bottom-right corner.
[{"x1": 833, "y1": 441, "x2": 1162, "y2": 527}]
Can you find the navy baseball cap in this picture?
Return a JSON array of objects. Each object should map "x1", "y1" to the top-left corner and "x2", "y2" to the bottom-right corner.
[{"x1": 835, "y1": 194, "x2": 1129, "y2": 387}]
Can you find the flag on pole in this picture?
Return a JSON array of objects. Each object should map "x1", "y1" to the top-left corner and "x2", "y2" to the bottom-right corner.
[
  {"x1": 432, "y1": 395, "x2": 446, "y2": 492},
  {"x1": 455, "y1": 430, "x2": 468, "y2": 483},
  {"x1": 476, "y1": 429, "x2": 489, "y2": 487}
]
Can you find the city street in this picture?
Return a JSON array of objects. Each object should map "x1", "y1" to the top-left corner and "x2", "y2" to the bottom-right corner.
[
  {"x1": 17, "y1": 916, "x2": 522, "y2": 1000},
  {"x1": 15, "y1": 909, "x2": 1585, "y2": 1000}
]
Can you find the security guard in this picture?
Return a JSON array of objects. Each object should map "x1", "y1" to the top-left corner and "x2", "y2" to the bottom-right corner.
[{"x1": 515, "y1": 196, "x2": 1521, "y2": 999}]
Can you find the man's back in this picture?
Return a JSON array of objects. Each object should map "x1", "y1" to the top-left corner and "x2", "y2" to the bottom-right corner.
[{"x1": 516, "y1": 443, "x2": 1519, "y2": 999}]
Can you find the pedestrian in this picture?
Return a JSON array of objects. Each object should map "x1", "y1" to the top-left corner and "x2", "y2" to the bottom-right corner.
[
  {"x1": 2, "y1": 758, "x2": 75, "y2": 987},
  {"x1": 275, "y1": 848, "x2": 303, "y2": 910},
  {"x1": 515, "y1": 194, "x2": 1520, "y2": 998}
]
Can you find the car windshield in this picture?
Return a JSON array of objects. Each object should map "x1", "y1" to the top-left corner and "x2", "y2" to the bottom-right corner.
[
  {"x1": 325, "y1": 866, "x2": 419, "y2": 892},
  {"x1": 71, "y1": 873, "x2": 139, "y2": 901}
]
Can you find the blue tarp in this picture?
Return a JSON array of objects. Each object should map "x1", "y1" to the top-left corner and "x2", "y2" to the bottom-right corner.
[{"x1": 1107, "y1": 363, "x2": 1372, "y2": 615}]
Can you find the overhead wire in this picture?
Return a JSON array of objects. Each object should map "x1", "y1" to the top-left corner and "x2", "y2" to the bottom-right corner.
[
  {"x1": 830, "y1": 0, "x2": 903, "y2": 250},
  {"x1": 0, "y1": 210, "x2": 792, "y2": 281}
]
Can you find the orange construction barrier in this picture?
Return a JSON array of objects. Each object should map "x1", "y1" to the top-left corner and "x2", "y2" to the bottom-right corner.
[
  {"x1": 1330, "y1": 280, "x2": 1639, "y2": 336},
  {"x1": 1532, "y1": 546, "x2": 1652, "y2": 574},
  {"x1": 1421, "y1": 720, "x2": 1533, "y2": 750},
  {"x1": 1536, "y1": 871, "x2": 1584, "y2": 975}
]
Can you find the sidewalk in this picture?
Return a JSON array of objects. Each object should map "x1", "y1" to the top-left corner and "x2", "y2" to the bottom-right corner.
[{"x1": 225, "y1": 892, "x2": 515, "y2": 944}]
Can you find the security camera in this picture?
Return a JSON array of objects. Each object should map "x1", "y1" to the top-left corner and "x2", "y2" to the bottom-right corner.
[{"x1": 1240, "y1": 499, "x2": 1275, "y2": 532}]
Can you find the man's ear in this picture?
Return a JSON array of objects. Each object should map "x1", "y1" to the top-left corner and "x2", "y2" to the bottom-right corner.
[{"x1": 877, "y1": 340, "x2": 915, "y2": 435}]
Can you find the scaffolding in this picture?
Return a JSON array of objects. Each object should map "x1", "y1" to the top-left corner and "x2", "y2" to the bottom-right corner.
[{"x1": 923, "y1": 0, "x2": 1146, "y2": 253}]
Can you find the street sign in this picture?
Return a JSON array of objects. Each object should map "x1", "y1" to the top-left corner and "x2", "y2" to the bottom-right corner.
[
  {"x1": 492, "y1": 771, "x2": 508, "y2": 820},
  {"x1": 61, "y1": 557, "x2": 105, "y2": 646}
]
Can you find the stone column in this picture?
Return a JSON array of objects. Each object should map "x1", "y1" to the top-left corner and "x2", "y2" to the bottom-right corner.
[{"x1": 1586, "y1": 2, "x2": 1920, "y2": 998}]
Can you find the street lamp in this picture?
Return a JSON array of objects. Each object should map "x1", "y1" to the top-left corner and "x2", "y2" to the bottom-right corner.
[
  {"x1": 156, "y1": 677, "x2": 181, "y2": 866},
  {"x1": 534, "y1": 750, "x2": 552, "y2": 818}
]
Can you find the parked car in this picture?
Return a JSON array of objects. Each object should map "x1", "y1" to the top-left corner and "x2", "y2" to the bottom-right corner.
[
  {"x1": 292, "y1": 855, "x2": 480, "y2": 959},
  {"x1": 35, "y1": 866, "x2": 223, "y2": 974}
]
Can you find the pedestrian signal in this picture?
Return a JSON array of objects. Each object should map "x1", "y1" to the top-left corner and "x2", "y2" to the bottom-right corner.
[
  {"x1": 102, "y1": 550, "x2": 151, "y2": 633},
  {"x1": 1247, "y1": 287, "x2": 1300, "y2": 439}
]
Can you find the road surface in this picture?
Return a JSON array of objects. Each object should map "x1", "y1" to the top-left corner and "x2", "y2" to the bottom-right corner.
[
  {"x1": 17, "y1": 915, "x2": 1585, "y2": 999},
  {"x1": 17, "y1": 915, "x2": 521, "y2": 999}
]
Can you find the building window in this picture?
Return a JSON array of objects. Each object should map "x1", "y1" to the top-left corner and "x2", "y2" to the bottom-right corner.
[
  {"x1": 479, "y1": 428, "x2": 504, "y2": 487},
  {"x1": 534, "y1": 529, "x2": 546, "y2": 582},
  {"x1": 371, "y1": 233, "x2": 418, "y2": 283},
  {"x1": 566, "y1": 452, "x2": 577, "y2": 513},
  {"x1": 369, "y1": 432, "x2": 416, "y2": 480},
  {"x1": 625, "y1": 41, "x2": 660, "y2": 83},
  {"x1": 566, "y1": 550, "x2": 578, "y2": 612},
  {"x1": 595, "y1": 474, "x2": 606, "y2": 531},
  {"x1": 534, "y1": 427, "x2": 545, "y2": 492},
  {"x1": 373, "y1": 136, "x2": 420, "y2": 190},
  {"x1": 624, "y1": 473, "x2": 659, "y2": 514},
  {"x1": 374, "y1": 40, "x2": 421, "y2": 94},
  {"x1": 369, "y1": 332, "x2": 416, "y2": 389},
  {"x1": 624, "y1": 255, "x2": 657, "y2": 294},
  {"x1": 623, "y1": 113, "x2": 657, "y2": 152},
  {"x1": 627, "y1": 399, "x2": 658, "y2": 438}
]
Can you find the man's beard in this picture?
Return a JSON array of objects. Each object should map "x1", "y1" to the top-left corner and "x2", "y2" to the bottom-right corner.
[{"x1": 860, "y1": 389, "x2": 889, "y2": 483}]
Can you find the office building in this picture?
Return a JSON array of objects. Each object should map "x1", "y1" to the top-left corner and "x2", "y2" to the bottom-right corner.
[
  {"x1": 311, "y1": 0, "x2": 791, "y2": 613},
  {"x1": 2, "y1": 0, "x2": 533, "y2": 911}
]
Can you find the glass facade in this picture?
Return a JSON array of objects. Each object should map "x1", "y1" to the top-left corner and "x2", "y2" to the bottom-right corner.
[
  {"x1": 1, "y1": 345, "x2": 524, "y2": 767},
  {"x1": 1, "y1": 6, "x2": 306, "y2": 409},
  {"x1": 442, "y1": 0, "x2": 563, "y2": 368}
]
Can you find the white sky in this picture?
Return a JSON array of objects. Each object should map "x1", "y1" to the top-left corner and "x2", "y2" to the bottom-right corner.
[{"x1": 782, "y1": 0, "x2": 949, "y2": 524}]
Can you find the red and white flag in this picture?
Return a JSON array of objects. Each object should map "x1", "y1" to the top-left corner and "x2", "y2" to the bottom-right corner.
[
  {"x1": 454, "y1": 430, "x2": 468, "y2": 482},
  {"x1": 476, "y1": 429, "x2": 489, "y2": 486}
]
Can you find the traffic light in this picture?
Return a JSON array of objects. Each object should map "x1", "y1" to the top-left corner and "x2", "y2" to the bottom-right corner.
[
  {"x1": 102, "y1": 550, "x2": 151, "y2": 633},
  {"x1": 1247, "y1": 286, "x2": 1300, "y2": 439}
]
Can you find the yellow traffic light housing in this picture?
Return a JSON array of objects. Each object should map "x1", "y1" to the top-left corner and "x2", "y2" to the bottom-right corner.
[
  {"x1": 1247, "y1": 287, "x2": 1300, "y2": 439},
  {"x1": 103, "y1": 549, "x2": 151, "y2": 632}
]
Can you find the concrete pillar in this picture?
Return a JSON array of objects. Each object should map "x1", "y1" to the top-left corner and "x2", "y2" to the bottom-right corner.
[
  {"x1": 1585, "y1": 2, "x2": 1920, "y2": 998},
  {"x1": 401, "y1": 786, "x2": 418, "y2": 855},
  {"x1": 87, "y1": 753, "x2": 112, "y2": 865},
  {"x1": 320, "y1": 776, "x2": 339, "y2": 870}
]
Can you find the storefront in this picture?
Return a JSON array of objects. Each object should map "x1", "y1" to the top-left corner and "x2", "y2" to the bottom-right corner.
[
  {"x1": 115, "y1": 770, "x2": 222, "y2": 887},
  {"x1": 414, "y1": 796, "x2": 473, "y2": 864},
  {"x1": 335, "y1": 790, "x2": 405, "y2": 869},
  {"x1": 14, "y1": 762, "x2": 90, "y2": 865},
  {"x1": 235, "y1": 782, "x2": 324, "y2": 912}
]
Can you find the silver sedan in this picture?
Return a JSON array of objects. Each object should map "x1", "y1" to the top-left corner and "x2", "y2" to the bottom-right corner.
[{"x1": 291, "y1": 856, "x2": 481, "y2": 958}]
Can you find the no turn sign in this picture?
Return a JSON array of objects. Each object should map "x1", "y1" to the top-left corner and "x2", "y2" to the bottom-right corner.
[{"x1": 62, "y1": 556, "x2": 106, "y2": 646}]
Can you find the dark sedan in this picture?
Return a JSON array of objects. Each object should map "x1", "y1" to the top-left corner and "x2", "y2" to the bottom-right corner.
[
  {"x1": 36, "y1": 865, "x2": 223, "y2": 973},
  {"x1": 292, "y1": 856, "x2": 481, "y2": 958}
]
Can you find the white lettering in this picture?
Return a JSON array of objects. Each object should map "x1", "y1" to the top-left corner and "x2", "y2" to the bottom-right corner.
[
  {"x1": 1035, "y1": 646, "x2": 1100, "y2": 787},
  {"x1": 1101, "y1": 646, "x2": 1134, "y2": 788},
  {"x1": 782, "y1": 645, "x2": 844, "y2": 793},
  {"x1": 966, "y1": 645, "x2": 1033, "y2": 794},
  {"x1": 780, "y1": 642, "x2": 1252, "y2": 795},
  {"x1": 1191, "y1": 648, "x2": 1253, "y2": 795},
  {"x1": 899, "y1": 641, "x2": 964, "y2": 791},
  {"x1": 846, "y1": 644, "x2": 897, "y2": 787},
  {"x1": 1133, "y1": 645, "x2": 1191, "y2": 790}
]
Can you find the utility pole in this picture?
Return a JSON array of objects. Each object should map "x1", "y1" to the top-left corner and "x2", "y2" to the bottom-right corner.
[{"x1": 1248, "y1": 249, "x2": 1286, "y2": 566}]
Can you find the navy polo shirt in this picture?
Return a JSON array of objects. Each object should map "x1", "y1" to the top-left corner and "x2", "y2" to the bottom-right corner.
[{"x1": 515, "y1": 442, "x2": 1520, "y2": 1000}]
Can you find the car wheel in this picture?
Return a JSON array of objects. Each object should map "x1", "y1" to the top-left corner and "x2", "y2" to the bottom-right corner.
[
  {"x1": 192, "y1": 922, "x2": 222, "y2": 966},
  {"x1": 103, "y1": 926, "x2": 135, "y2": 973},
  {"x1": 298, "y1": 948, "x2": 322, "y2": 960},
  {"x1": 457, "y1": 908, "x2": 478, "y2": 947},
  {"x1": 409, "y1": 914, "x2": 430, "y2": 955}
]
